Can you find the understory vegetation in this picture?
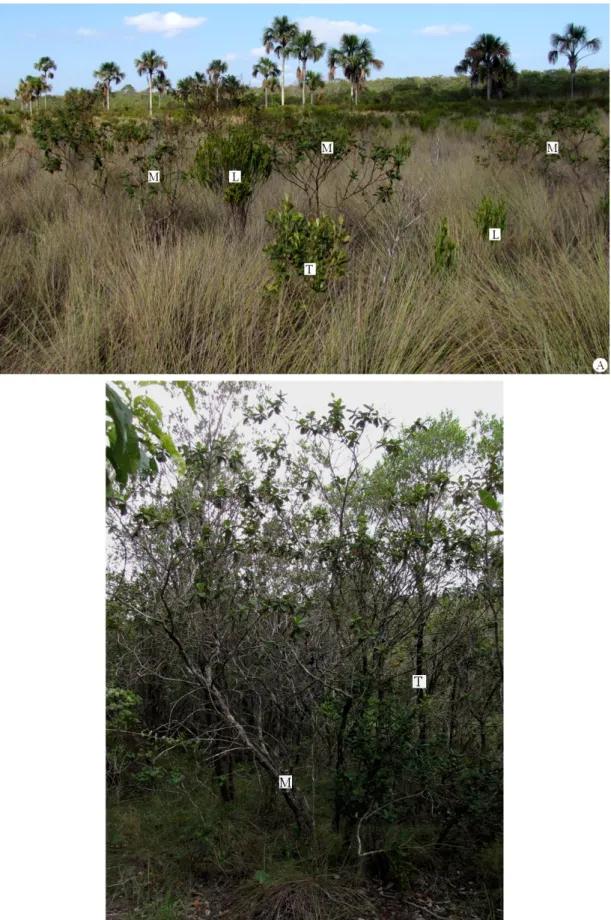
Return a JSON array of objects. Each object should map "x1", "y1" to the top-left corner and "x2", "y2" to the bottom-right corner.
[
  {"x1": 107, "y1": 381, "x2": 503, "y2": 920},
  {"x1": 1, "y1": 86, "x2": 608, "y2": 372}
]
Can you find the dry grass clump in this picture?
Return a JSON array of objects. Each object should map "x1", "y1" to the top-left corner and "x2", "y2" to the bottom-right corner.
[
  {"x1": 228, "y1": 876, "x2": 378, "y2": 920},
  {"x1": 0, "y1": 114, "x2": 607, "y2": 373}
]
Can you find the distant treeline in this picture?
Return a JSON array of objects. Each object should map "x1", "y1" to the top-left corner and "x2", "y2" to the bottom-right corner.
[{"x1": 311, "y1": 68, "x2": 610, "y2": 103}]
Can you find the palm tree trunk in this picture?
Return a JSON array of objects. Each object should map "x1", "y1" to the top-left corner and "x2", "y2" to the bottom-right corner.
[
  {"x1": 281, "y1": 55, "x2": 285, "y2": 106},
  {"x1": 107, "y1": 87, "x2": 111, "y2": 111},
  {"x1": 149, "y1": 76, "x2": 153, "y2": 116},
  {"x1": 570, "y1": 68, "x2": 575, "y2": 99},
  {"x1": 302, "y1": 59, "x2": 307, "y2": 106},
  {"x1": 310, "y1": 90, "x2": 314, "y2": 105},
  {"x1": 264, "y1": 86, "x2": 268, "y2": 108},
  {"x1": 487, "y1": 69, "x2": 492, "y2": 101}
]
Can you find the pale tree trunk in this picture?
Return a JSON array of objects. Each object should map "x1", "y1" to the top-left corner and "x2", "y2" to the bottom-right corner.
[
  {"x1": 570, "y1": 68, "x2": 575, "y2": 99},
  {"x1": 487, "y1": 69, "x2": 492, "y2": 101},
  {"x1": 149, "y1": 77, "x2": 153, "y2": 116},
  {"x1": 302, "y1": 59, "x2": 307, "y2": 106},
  {"x1": 205, "y1": 669, "x2": 313, "y2": 837},
  {"x1": 215, "y1": 83, "x2": 219, "y2": 106},
  {"x1": 264, "y1": 86, "x2": 268, "y2": 107},
  {"x1": 163, "y1": 619, "x2": 313, "y2": 838},
  {"x1": 310, "y1": 90, "x2": 314, "y2": 104},
  {"x1": 281, "y1": 52, "x2": 285, "y2": 106}
]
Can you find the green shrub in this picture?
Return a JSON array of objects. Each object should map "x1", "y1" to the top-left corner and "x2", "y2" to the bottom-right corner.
[
  {"x1": 433, "y1": 217, "x2": 457, "y2": 271},
  {"x1": 410, "y1": 110, "x2": 441, "y2": 133},
  {"x1": 194, "y1": 125, "x2": 273, "y2": 228},
  {"x1": 264, "y1": 197, "x2": 350, "y2": 293},
  {"x1": 473, "y1": 196, "x2": 507, "y2": 239},
  {"x1": 461, "y1": 117, "x2": 479, "y2": 134}
]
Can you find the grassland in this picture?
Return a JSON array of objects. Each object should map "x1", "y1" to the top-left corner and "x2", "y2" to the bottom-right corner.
[{"x1": 0, "y1": 100, "x2": 608, "y2": 373}]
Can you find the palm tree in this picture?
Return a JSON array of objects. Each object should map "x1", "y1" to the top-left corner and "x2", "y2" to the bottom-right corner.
[
  {"x1": 492, "y1": 59, "x2": 518, "y2": 100},
  {"x1": 304, "y1": 70, "x2": 325, "y2": 104},
  {"x1": 464, "y1": 34, "x2": 510, "y2": 101},
  {"x1": 327, "y1": 34, "x2": 383, "y2": 105},
  {"x1": 252, "y1": 56, "x2": 280, "y2": 107},
  {"x1": 221, "y1": 74, "x2": 242, "y2": 103},
  {"x1": 207, "y1": 59, "x2": 228, "y2": 105},
  {"x1": 34, "y1": 56, "x2": 56, "y2": 109},
  {"x1": 22, "y1": 75, "x2": 45, "y2": 112},
  {"x1": 93, "y1": 62, "x2": 125, "y2": 110},
  {"x1": 262, "y1": 15, "x2": 299, "y2": 106},
  {"x1": 174, "y1": 76, "x2": 195, "y2": 106},
  {"x1": 193, "y1": 71, "x2": 208, "y2": 97},
  {"x1": 265, "y1": 74, "x2": 281, "y2": 104},
  {"x1": 548, "y1": 23, "x2": 602, "y2": 99},
  {"x1": 289, "y1": 30, "x2": 326, "y2": 106},
  {"x1": 16, "y1": 78, "x2": 34, "y2": 114},
  {"x1": 152, "y1": 71, "x2": 171, "y2": 108},
  {"x1": 135, "y1": 49, "x2": 168, "y2": 116},
  {"x1": 454, "y1": 54, "x2": 482, "y2": 92}
]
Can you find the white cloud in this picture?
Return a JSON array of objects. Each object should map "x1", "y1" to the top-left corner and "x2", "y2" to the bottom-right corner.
[
  {"x1": 250, "y1": 46, "x2": 267, "y2": 58},
  {"x1": 414, "y1": 25, "x2": 472, "y2": 38},
  {"x1": 76, "y1": 28, "x2": 101, "y2": 38},
  {"x1": 224, "y1": 53, "x2": 239, "y2": 62},
  {"x1": 124, "y1": 12, "x2": 207, "y2": 39},
  {"x1": 298, "y1": 17, "x2": 380, "y2": 44}
]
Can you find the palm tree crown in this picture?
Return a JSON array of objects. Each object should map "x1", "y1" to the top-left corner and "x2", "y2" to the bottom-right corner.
[
  {"x1": 262, "y1": 15, "x2": 299, "y2": 106},
  {"x1": 548, "y1": 23, "x2": 602, "y2": 98},
  {"x1": 289, "y1": 30, "x2": 326, "y2": 106},
  {"x1": 327, "y1": 34, "x2": 383, "y2": 104},
  {"x1": 93, "y1": 62, "x2": 126, "y2": 110},
  {"x1": 135, "y1": 49, "x2": 168, "y2": 116}
]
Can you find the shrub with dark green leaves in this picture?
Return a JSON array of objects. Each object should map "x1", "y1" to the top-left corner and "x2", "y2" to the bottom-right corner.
[
  {"x1": 433, "y1": 217, "x2": 457, "y2": 271},
  {"x1": 264, "y1": 197, "x2": 350, "y2": 294},
  {"x1": 262, "y1": 108, "x2": 408, "y2": 217},
  {"x1": 194, "y1": 125, "x2": 273, "y2": 228},
  {"x1": 474, "y1": 196, "x2": 507, "y2": 240}
]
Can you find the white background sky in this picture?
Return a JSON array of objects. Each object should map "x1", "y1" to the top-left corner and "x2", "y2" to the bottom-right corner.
[{"x1": 139, "y1": 375, "x2": 502, "y2": 437}]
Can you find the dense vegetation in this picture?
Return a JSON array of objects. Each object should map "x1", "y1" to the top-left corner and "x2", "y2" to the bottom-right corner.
[
  {"x1": 0, "y1": 18, "x2": 607, "y2": 373},
  {"x1": 107, "y1": 381, "x2": 503, "y2": 920}
]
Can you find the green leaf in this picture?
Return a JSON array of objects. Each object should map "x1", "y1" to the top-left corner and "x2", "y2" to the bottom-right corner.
[
  {"x1": 106, "y1": 384, "x2": 142, "y2": 482},
  {"x1": 478, "y1": 489, "x2": 501, "y2": 512},
  {"x1": 175, "y1": 381, "x2": 196, "y2": 413},
  {"x1": 254, "y1": 870, "x2": 269, "y2": 885}
]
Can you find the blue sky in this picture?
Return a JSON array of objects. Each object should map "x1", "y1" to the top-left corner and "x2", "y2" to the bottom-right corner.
[{"x1": 1, "y1": 4, "x2": 608, "y2": 95}]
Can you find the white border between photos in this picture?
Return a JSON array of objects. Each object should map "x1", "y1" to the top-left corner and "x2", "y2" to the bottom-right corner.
[{"x1": 0, "y1": 373, "x2": 609, "y2": 919}]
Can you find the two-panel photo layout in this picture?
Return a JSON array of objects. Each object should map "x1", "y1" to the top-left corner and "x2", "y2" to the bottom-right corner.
[{"x1": 2, "y1": 1, "x2": 608, "y2": 917}]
